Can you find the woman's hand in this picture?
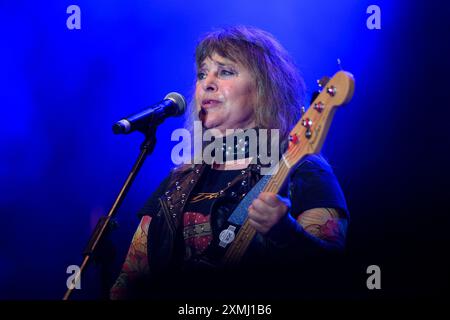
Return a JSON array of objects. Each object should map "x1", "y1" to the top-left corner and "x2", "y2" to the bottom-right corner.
[{"x1": 248, "y1": 192, "x2": 291, "y2": 235}]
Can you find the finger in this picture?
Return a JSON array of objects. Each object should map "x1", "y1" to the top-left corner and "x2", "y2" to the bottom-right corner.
[
  {"x1": 258, "y1": 192, "x2": 280, "y2": 207},
  {"x1": 261, "y1": 193, "x2": 291, "y2": 211},
  {"x1": 247, "y1": 216, "x2": 269, "y2": 234},
  {"x1": 248, "y1": 205, "x2": 268, "y2": 224},
  {"x1": 250, "y1": 198, "x2": 274, "y2": 214}
]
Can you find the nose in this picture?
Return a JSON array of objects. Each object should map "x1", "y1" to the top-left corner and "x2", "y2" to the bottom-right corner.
[{"x1": 202, "y1": 73, "x2": 218, "y2": 92}]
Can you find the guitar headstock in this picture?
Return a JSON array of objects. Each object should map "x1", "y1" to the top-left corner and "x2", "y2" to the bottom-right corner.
[{"x1": 284, "y1": 70, "x2": 355, "y2": 168}]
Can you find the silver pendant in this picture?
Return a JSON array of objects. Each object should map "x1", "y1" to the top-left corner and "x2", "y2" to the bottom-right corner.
[{"x1": 218, "y1": 225, "x2": 236, "y2": 248}]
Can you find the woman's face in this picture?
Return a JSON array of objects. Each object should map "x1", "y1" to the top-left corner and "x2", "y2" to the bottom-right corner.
[{"x1": 195, "y1": 53, "x2": 257, "y2": 135}]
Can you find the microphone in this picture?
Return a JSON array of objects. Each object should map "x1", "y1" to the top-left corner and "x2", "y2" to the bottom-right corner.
[{"x1": 112, "y1": 92, "x2": 186, "y2": 134}]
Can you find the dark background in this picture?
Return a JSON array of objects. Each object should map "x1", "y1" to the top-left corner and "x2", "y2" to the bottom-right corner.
[{"x1": 0, "y1": 0, "x2": 449, "y2": 300}]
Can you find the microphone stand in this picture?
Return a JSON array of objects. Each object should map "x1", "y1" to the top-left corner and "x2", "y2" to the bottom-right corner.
[{"x1": 63, "y1": 124, "x2": 158, "y2": 300}]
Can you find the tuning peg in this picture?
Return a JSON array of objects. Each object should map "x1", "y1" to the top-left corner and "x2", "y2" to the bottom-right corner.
[
  {"x1": 313, "y1": 102, "x2": 324, "y2": 113},
  {"x1": 289, "y1": 133, "x2": 299, "y2": 144},
  {"x1": 305, "y1": 129, "x2": 312, "y2": 139},
  {"x1": 317, "y1": 76, "x2": 330, "y2": 88},
  {"x1": 302, "y1": 118, "x2": 313, "y2": 128},
  {"x1": 326, "y1": 85, "x2": 336, "y2": 96},
  {"x1": 301, "y1": 118, "x2": 313, "y2": 140}
]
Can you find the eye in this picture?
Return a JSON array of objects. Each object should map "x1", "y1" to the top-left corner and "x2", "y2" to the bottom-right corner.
[
  {"x1": 197, "y1": 71, "x2": 206, "y2": 80},
  {"x1": 219, "y1": 69, "x2": 235, "y2": 77}
]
